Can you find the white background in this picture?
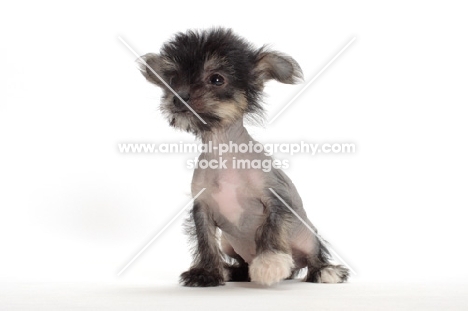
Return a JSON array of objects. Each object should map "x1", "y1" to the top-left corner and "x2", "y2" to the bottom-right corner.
[{"x1": 1, "y1": 0, "x2": 467, "y2": 286}]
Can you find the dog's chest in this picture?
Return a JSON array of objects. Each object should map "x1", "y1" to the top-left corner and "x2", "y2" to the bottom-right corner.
[{"x1": 210, "y1": 169, "x2": 264, "y2": 225}]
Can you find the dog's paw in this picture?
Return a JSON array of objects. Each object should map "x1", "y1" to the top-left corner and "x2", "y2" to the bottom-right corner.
[
  {"x1": 306, "y1": 265, "x2": 349, "y2": 283},
  {"x1": 180, "y1": 268, "x2": 225, "y2": 287},
  {"x1": 318, "y1": 265, "x2": 349, "y2": 283},
  {"x1": 249, "y1": 252, "x2": 294, "y2": 286}
]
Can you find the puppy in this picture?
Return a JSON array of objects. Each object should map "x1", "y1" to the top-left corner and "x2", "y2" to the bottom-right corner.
[{"x1": 138, "y1": 28, "x2": 349, "y2": 286}]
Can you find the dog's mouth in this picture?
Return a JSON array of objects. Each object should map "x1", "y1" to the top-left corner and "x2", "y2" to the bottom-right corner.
[
  {"x1": 173, "y1": 109, "x2": 190, "y2": 114},
  {"x1": 171, "y1": 103, "x2": 198, "y2": 114},
  {"x1": 172, "y1": 106, "x2": 205, "y2": 116}
]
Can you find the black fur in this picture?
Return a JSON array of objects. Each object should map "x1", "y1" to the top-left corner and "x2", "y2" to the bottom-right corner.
[
  {"x1": 224, "y1": 256, "x2": 250, "y2": 282},
  {"x1": 139, "y1": 28, "x2": 303, "y2": 135},
  {"x1": 180, "y1": 267, "x2": 225, "y2": 287},
  {"x1": 160, "y1": 28, "x2": 264, "y2": 116}
]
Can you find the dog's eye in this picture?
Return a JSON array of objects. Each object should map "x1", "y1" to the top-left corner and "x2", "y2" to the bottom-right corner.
[{"x1": 209, "y1": 74, "x2": 225, "y2": 86}]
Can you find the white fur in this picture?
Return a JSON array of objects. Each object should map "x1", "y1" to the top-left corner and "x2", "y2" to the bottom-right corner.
[
  {"x1": 318, "y1": 266, "x2": 345, "y2": 283},
  {"x1": 249, "y1": 252, "x2": 294, "y2": 286}
]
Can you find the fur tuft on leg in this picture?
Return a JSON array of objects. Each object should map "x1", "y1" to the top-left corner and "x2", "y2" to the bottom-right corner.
[
  {"x1": 180, "y1": 268, "x2": 225, "y2": 287},
  {"x1": 304, "y1": 239, "x2": 349, "y2": 283},
  {"x1": 314, "y1": 265, "x2": 349, "y2": 283}
]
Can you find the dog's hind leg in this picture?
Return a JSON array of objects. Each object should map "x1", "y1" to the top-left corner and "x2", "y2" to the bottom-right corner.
[{"x1": 304, "y1": 240, "x2": 349, "y2": 283}]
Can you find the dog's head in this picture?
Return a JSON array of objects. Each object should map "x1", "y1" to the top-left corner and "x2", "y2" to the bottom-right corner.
[{"x1": 139, "y1": 28, "x2": 302, "y2": 135}]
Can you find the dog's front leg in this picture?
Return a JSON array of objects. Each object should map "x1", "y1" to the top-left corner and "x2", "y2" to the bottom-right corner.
[
  {"x1": 249, "y1": 192, "x2": 295, "y2": 286},
  {"x1": 180, "y1": 201, "x2": 225, "y2": 287}
]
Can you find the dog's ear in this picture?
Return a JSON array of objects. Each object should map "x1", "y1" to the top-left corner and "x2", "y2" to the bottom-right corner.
[
  {"x1": 254, "y1": 48, "x2": 303, "y2": 85},
  {"x1": 137, "y1": 53, "x2": 167, "y2": 87}
]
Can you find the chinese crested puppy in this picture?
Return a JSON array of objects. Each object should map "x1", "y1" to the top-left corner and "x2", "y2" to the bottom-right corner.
[{"x1": 138, "y1": 28, "x2": 349, "y2": 286}]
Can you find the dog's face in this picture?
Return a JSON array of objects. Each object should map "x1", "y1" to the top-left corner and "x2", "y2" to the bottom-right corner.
[{"x1": 139, "y1": 28, "x2": 302, "y2": 135}]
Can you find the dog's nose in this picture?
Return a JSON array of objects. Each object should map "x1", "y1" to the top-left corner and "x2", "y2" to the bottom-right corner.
[{"x1": 173, "y1": 93, "x2": 190, "y2": 110}]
